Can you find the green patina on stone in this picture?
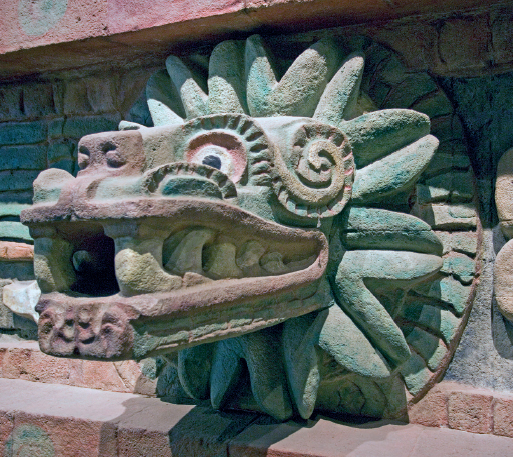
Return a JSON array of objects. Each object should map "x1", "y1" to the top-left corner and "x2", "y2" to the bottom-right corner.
[
  {"x1": 0, "y1": 121, "x2": 47, "y2": 146},
  {"x1": 0, "y1": 204, "x2": 31, "y2": 218},
  {"x1": 400, "y1": 303, "x2": 460, "y2": 346},
  {"x1": 0, "y1": 145, "x2": 47, "y2": 171},
  {"x1": 48, "y1": 118, "x2": 65, "y2": 139},
  {"x1": 0, "y1": 222, "x2": 32, "y2": 242},
  {"x1": 5, "y1": 424, "x2": 55, "y2": 457},
  {"x1": 18, "y1": 0, "x2": 67, "y2": 37},
  {"x1": 340, "y1": 207, "x2": 443, "y2": 255},
  {"x1": 441, "y1": 252, "x2": 475, "y2": 284},
  {"x1": 406, "y1": 327, "x2": 447, "y2": 371},
  {"x1": 400, "y1": 352, "x2": 432, "y2": 396},
  {"x1": 417, "y1": 171, "x2": 475, "y2": 204},
  {"x1": 18, "y1": 35, "x2": 477, "y2": 422},
  {"x1": 424, "y1": 151, "x2": 471, "y2": 177},
  {"x1": 411, "y1": 91, "x2": 454, "y2": 118},
  {"x1": 415, "y1": 276, "x2": 470, "y2": 315}
]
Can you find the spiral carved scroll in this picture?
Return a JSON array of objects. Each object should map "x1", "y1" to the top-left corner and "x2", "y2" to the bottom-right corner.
[{"x1": 272, "y1": 121, "x2": 354, "y2": 219}]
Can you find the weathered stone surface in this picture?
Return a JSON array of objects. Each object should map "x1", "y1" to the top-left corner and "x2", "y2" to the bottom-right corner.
[
  {"x1": 411, "y1": 90, "x2": 454, "y2": 118},
  {"x1": 434, "y1": 231, "x2": 478, "y2": 256},
  {"x1": 496, "y1": 147, "x2": 513, "y2": 238},
  {"x1": 383, "y1": 74, "x2": 437, "y2": 109},
  {"x1": 494, "y1": 148, "x2": 513, "y2": 321},
  {"x1": 0, "y1": 86, "x2": 23, "y2": 121},
  {"x1": 22, "y1": 83, "x2": 55, "y2": 118},
  {"x1": 48, "y1": 140, "x2": 75, "y2": 165},
  {"x1": 493, "y1": 395, "x2": 513, "y2": 438},
  {"x1": 438, "y1": 15, "x2": 490, "y2": 74},
  {"x1": 0, "y1": 121, "x2": 47, "y2": 146},
  {"x1": 430, "y1": 115, "x2": 464, "y2": 141},
  {"x1": 409, "y1": 387, "x2": 449, "y2": 428},
  {"x1": 0, "y1": 410, "x2": 13, "y2": 456},
  {"x1": 0, "y1": 242, "x2": 33, "y2": 262},
  {"x1": 424, "y1": 150, "x2": 471, "y2": 177},
  {"x1": 2, "y1": 280, "x2": 40, "y2": 323},
  {"x1": 494, "y1": 239, "x2": 513, "y2": 320},
  {"x1": 0, "y1": 280, "x2": 14, "y2": 330},
  {"x1": 0, "y1": 262, "x2": 34, "y2": 281},
  {"x1": 62, "y1": 114, "x2": 120, "y2": 139},
  {"x1": 18, "y1": 35, "x2": 478, "y2": 423},
  {"x1": 0, "y1": 145, "x2": 47, "y2": 171},
  {"x1": 448, "y1": 390, "x2": 493, "y2": 434},
  {"x1": 412, "y1": 203, "x2": 477, "y2": 229},
  {"x1": 0, "y1": 342, "x2": 156, "y2": 394}
]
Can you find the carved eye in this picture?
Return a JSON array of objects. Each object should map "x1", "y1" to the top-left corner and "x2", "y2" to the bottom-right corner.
[
  {"x1": 201, "y1": 153, "x2": 222, "y2": 170},
  {"x1": 190, "y1": 144, "x2": 236, "y2": 176},
  {"x1": 177, "y1": 114, "x2": 273, "y2": 185},
  {"x1": 105, "y1": 151, "x2": 126, "y2": 168},
  {"x1": 187, "y1": 132, "x2": 247, "y2": 183}
]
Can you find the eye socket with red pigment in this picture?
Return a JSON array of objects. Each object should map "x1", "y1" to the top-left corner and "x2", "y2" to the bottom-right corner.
[
  {"x1": 186, "y1": 132, "x2": 248, "y2": 183},
  {"x1": 189, "y1": 145, "x2": 236, "y2": 175},
  {"x1": 201, "y1": 154, "x2": 222, "y2": 170}
]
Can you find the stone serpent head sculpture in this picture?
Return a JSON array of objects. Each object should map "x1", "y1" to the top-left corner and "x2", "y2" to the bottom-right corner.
[{"x1": 21, "y1": 35, "x2": 444, "y2": 421}]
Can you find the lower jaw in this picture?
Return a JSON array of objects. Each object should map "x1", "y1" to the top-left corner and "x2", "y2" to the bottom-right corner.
[{"x1": 37, "y1": 264, "x2": 330, "y2": 361}]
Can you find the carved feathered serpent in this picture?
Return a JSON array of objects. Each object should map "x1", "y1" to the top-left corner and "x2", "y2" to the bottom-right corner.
[{"x1": 22, "y1": 35, "x2": 463, "y2": 421}]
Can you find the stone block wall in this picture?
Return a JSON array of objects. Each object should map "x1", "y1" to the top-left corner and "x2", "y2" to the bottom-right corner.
[
  {"x1": 0, "y1": 69, "x2": 152, "y2": 339},
  {"x1": 1, "y1": 0, "x2": 513, "y2": 439},
  {"x1": 0, "y1": 71, "x2": 151, "y2": 197}
]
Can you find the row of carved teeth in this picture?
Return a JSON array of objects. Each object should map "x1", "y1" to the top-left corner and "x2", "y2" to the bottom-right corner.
[{"x1": 162, "y1": 227, "x2": 316, "y2": 287}]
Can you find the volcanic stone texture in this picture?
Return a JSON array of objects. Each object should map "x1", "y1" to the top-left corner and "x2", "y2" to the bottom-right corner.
[{"x1": 1, "y1": 378, "x2": 513, "y2": 456}]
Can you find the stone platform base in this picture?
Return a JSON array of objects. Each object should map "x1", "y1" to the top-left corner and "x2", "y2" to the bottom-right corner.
[
  {"x1": 0, "y1": 341, "x2": 156, "y2": 395},
  {"x1": 5, "y1": 341, "x2": 513, "y2": 442},
  {"x1": 1, "y1": 378, "x2": 513, "y2": 457}
]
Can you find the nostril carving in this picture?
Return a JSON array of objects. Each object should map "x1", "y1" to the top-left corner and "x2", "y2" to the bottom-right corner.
[
  {"x1": 78, "y1": 145, "x2": 91, "y2": 170},
  {"x1": 101, "y1": 142, "x2": 116, "y2": 153},
  {"x1": 78, "y1": 145, "x2": 90, "y2": 156}
]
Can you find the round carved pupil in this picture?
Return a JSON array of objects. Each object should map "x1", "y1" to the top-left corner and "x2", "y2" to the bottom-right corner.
[{"x1": 202, "y1": 155, "x2": 222, "y2": 170}]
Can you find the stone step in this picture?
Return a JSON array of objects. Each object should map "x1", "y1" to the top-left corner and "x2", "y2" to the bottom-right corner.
[
  {"x1": 0, "y1": 341, "x2": 156, "y2": 395},
  {"x1": 1, "y1": 378, "x2": 513, "y2": 457}
]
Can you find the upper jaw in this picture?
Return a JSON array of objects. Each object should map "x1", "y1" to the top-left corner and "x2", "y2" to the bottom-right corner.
[{"x1": 27, "y1": 197, "x2": 329, "y2": 360}]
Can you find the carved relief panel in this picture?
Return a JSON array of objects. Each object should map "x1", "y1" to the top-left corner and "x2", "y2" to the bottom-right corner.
[{"x1": 21, "y1": 34, "x2": 480, "y2": 420}]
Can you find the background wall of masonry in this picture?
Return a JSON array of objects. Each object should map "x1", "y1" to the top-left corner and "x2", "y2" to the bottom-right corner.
[{"x1": 2, "y1": 0, "x2": 513, "y2": 436}]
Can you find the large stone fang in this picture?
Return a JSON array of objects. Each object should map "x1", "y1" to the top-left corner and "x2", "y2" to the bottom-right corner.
[
  {"x1": 204, "y1": 243, "x2": 243, "y2": 279},
  {"x1": 236, "y1": 240, "x2": 266, "y2": 269},
  {"x1": 261, "y1": 252, "x2": 288, "y2": 274},
  {"x1": 165, "y1": 228, "x2": 216, "y2": 275}
]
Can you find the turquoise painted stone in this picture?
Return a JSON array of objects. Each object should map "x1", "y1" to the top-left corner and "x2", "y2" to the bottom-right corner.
[{"x1": 19, "y1": 34, "x2": 477, "y2": 422}]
